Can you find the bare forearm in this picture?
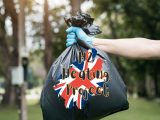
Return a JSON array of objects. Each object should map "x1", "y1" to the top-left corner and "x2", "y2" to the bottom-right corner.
[{"x1": 93, "y1": 38, "x2": 160, "y2": 59}]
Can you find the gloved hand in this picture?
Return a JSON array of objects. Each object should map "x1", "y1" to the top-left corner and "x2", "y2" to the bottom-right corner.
[
  {"x1": 66, "y1": 32, "x2": 77, "y2": 47},
  {"x1": 66, "y1": 26, "x2": 94, "y2": 47}
]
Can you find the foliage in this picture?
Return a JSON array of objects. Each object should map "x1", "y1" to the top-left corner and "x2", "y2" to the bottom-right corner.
[
  {"x1": 92, "y1": 0, "x2": 160, "y2": 97},
  {"x1": 29, "y1": 2, "x2": 69, "y2": 58}
]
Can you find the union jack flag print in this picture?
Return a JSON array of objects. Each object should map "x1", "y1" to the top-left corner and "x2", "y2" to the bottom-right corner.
[{"x1": 53, "y1": 48, "x2": 109, "y2": 109}]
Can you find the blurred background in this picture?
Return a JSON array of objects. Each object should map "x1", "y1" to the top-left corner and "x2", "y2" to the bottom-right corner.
[{"x1": 0, "y1": 0, "x2": 160, "y2": 120}]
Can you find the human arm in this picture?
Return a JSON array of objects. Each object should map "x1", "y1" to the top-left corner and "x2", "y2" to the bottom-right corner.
[
  {"x1": 93, "y1": 38, "x2": 160, "y2": 59},
  {"x1": 66, "y1": 27, "x2": 160, "y2": 59}
]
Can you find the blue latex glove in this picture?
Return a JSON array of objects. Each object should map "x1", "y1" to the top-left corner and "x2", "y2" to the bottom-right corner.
[
  {"x1": 66, "y1": 32, "x2": 77, "y2": 47},
  {"x1": 66, "y1": 26, "x2": 93, "y2": 47}
]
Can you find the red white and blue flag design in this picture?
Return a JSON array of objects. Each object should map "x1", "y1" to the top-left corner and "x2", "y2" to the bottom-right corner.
[{"x1": 53, "y1": 48, "x2": 108, "y2": 109}]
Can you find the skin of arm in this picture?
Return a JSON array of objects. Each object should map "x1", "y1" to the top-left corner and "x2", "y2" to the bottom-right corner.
[{"x1": 93, "y1": 37, "x2": 160, "y2": 59}]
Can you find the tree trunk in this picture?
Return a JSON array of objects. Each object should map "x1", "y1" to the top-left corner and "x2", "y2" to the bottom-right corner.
[
  {"x1": 145, "y1": 73, "x2": 156, "y2": 99},
  {"x1": 1, "y1": 70, "x2": 16, "y2": 105},
  {"x1": 70, "y1": 0, "x2": 82, "y2": 15},
  {"x1": 1, "y1": 0, "x2": 19, "y2": 105},
  {"x1": 0, "y1": 14, "x2": 16, "y2": 105},
  {"x1": 43, "y1": 0, "x2": 53, "y2": 72},
  {"x1": 3, "y1": 0, "x2": 19, "y2": 65},
  {"x1": 152, "y1": 61, "x2": 160, "y2": 97}
]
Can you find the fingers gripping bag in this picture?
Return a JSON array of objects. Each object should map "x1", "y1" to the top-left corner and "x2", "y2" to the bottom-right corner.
[{"x1": 40, "y1": 12, "x2": 129, "y2": 120}]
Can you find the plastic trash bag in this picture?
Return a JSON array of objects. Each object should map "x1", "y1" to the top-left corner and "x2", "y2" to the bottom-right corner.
[{"x1": 40, "y1": 12, "x2": 129, "y2": 120}]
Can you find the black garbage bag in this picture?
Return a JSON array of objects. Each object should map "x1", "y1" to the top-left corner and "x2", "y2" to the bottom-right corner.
[
  {"x1": 40, "y1": 45, "x2": 129, "y2": 120},
  {"x1": 40, "y1": 13, "x2": 129, "y2": 120}
]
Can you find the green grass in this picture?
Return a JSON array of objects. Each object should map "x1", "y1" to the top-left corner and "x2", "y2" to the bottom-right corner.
[
  {"x1": 0, "y1": 100, "x2": 42, "y2": 120},
  {"x1": 101, "y1": 98, "x2": 160, "y2": 120},
  {"x1": 0, "y1": 98, "x2": 160, "y2": 120}
]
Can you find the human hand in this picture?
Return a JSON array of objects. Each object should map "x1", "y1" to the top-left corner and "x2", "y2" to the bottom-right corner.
[
  {"x1": 66, "y1": 26, "x2": 94, "y2": 47},
  {"x1": 66, "y1": 32, "x2": 77, "y2": 47}
]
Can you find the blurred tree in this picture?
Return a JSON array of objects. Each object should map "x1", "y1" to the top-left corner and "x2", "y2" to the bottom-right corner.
[
  {"x1": 28, "y1": 0, "x2": 85, "y2": 76},
  {"x1": 31, "y1": 0, "x2": 71, "y2": 73},
  {"x1": 92, "y1": 0, "x2": 160, "y2": 98},
  {"x1": 70, "y1": 0, "x2": 82, "y2": 15},
  {"x1": 92, "y1": 0, "x2": 127, "y2": 82},
  {"x1": 0, "y1": 0, "x2": 19, "y2": 105},
  {"x1": 123, "y1": 0, "x2": 160, "y2": 98},
  {"x1": 43, "y1": 0, "x2": 53, "y2": 71}
]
